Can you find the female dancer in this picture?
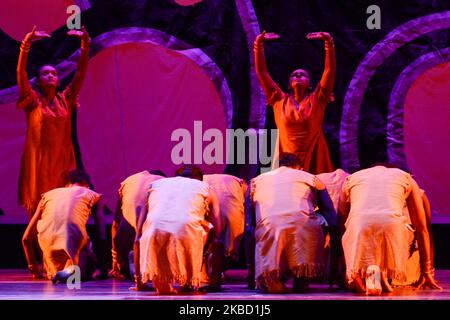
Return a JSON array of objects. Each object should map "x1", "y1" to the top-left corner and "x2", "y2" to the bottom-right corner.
[
  {"x1": 254, "y1": 31, "x2": 336, "y2": 174},
  {"x1": 17, "y1": 25, "x2": 91, "y2": 217}
]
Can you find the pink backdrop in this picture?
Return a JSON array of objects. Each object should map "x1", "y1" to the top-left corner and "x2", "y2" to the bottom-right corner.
[
  {"x1": 0, "y1": 42, "x2": 227, "y2": 222},
  {"x1": 78, "y1": 42, "x2": 226, "y2": 211},
  {"x1": 0, "y1": 0, "x2": 75, "y2": 41},
  {"x1": 404, "y1": 62, "x2": 450, "y2": 223}
]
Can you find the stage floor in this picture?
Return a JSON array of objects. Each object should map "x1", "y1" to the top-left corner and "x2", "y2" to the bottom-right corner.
[{"x1": 1, "y1": 269, "x2": 449, "y2": 300}]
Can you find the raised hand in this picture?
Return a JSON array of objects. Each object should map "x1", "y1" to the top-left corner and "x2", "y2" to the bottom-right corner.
[
  {"x1": 67, "y1": 26, "x2": 91, "y2": 44},
  {"x1": 306, "y1": 31, "x2": 333, "y2": 43},
  {"x1": 23, "y1": 26, "x2": 51, "y2": 43},
  {"x1": 255, "y1": 30, "x2": 280, "y2": 44}
]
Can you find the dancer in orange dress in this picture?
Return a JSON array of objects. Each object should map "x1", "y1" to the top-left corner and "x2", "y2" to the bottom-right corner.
[
  {"x1": 254, "y1": 31, "x2": 336, "y2": 174},
  {"x1": 16, "y1": 26, "x2": 91, "y2": 217}
]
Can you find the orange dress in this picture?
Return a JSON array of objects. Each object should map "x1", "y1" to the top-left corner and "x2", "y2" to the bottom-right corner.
[
  {"x1": 269, "y1": 86, "x2": 334, "y2": 174},
  {"x1": 17, "y1": 87, "x2": 78, "y2": 216}
]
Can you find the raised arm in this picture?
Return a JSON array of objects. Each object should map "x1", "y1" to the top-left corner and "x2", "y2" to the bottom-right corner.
[
  {"x1": 407, "y1": 179, "x2": 442, "y2": 290},
  {"x1": 17, "y1": 26, "x2": 51, "y2": 99},
  {"x1": 306, "y1": 32, "x2": 336, "y2": 99},
  {"x1": 254, "y1": 31, "x2": 283, "y2": 103},
  {"x1": 66, "y1": 26, "x2": 91, "y2": 98},
  {"x1": 22, "y1": 202, "x2": 44, "y2": 279}
]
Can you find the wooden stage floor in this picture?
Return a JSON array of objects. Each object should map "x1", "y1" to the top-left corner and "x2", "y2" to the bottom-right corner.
[{"x1": 1, "y1": 269, "x2": 450, "y2": 300}]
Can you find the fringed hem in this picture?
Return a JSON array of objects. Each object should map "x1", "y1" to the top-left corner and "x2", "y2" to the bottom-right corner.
[
  {"x1": 256, "y1": 263, "x2": 325, "y2": 286},
  {"x1": 142, "y1": 273, "x2": 200, "y2": 288},
  {"x1": 347, "y1": 268, "x2": 407, "y2": 283},
  {"x1": 292, "y1": 263, "x2": 325, "y2": 279}
]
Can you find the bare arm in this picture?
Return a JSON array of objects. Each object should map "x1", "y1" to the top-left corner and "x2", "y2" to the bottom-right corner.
[
  {"x1": 67, "y1": 26, "x2": 91, "y2": 99},
  {"x1": 241, "y1": 180, "x2": 248, "y2": 196},
  {"x1": 254, "y1": 31, "x2": 283, "y2": 103},
  {"x1": 204, "y1": 189, "x2": 225, "y2": 290},
  {"x1": 244, "y1": 182, "x2": 256, "y2": 289},
  {"x1": 422, "y1": 191, "x2": 434, "y2": 269},
  {"x1": 110, "y1": 198, "x2": 123, "y2": 277},
  {"x1": 133, "y1": 201, "x2": 148, "y2": 290},
  {"x1": 306, "y1": 32, "x2": 336, "y2": 99},
  {"x1": 206, "y1": 189, "x2": 222, "y2": 237},
  {"x1": 22, "y1": 203, "x2": 44, "y2": 279},
  {"x1": 315, "y1": 177, "x2": 343, "y2": 287},
  {"x1": 407, "y1": 179, "x2": 441, "y2": 290},
  {"x1": 315, "y1": 177, "x2": 337, "y2": 227},
  {"x1": 338, "y1": 182, "x2": 350, "y2": 236},
  {"x1": 17, "y1": 26, "x2": 51, "y2": 100}
]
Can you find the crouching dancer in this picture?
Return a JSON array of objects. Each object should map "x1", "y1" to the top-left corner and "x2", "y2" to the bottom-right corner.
[
  {"x1": 22, "y1": 170, "x2": 107, "y2": 283},
  {"x1": 133, "y1": 165, "x2": 224, "y2": 294}
]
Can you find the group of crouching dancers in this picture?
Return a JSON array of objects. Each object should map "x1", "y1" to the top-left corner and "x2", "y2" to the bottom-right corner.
[{"x1": 22, "y1": 153, "x2": 441, "y2": 295}]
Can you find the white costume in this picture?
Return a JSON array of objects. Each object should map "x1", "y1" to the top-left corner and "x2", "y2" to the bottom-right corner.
[
  {"x1": 139, "y1": 177, "x2": 212, "y2": 287},
  {"x1": 203, "y1": 174, "x2": 246, "y2": 259},
  {"x1": 36, "y1": 186, "x2": 100, "y2": 279},
  {"x1": 251, "y1": 167, "x2": 326, "y2": 286}
]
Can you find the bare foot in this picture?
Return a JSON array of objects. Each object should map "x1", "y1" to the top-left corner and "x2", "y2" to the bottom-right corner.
[
  {"x1": 381, "y1": 273, "x2": 394, "y2": 293},
  {"x1": 154, "y1": 280, "x2": 177, "y2": 295},
  {"x1": 353, "y1": 276, "x2": 366, "y2": 293},
  {"x1": 267, "y1": 281, "x2": 287, "y2": 294}
]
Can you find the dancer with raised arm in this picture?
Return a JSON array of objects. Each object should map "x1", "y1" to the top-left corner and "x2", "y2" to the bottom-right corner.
[
  {"x1": 17, "y1": 26, "x2": 91, "y2": 218},
  {"x1": 254, "y1": 31, "x2": 336, "y2": 174}
]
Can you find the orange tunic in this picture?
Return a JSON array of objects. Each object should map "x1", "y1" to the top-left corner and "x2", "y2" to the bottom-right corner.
[
  {"x1": 270, "y1": 86, "x2": 334, "y2": 174},
  {"x1": 17, "y1": 87, "x2": 78, "y2": 216}
]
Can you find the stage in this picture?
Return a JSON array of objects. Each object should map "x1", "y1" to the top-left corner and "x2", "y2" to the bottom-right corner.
[{"x1": 1, "y1": 269, "x2": 449, "y2": 300}]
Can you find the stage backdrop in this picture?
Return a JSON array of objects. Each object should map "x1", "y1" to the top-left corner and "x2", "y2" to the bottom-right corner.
[{"x1": 0, "y1": 0, "x2": 449, "y2": 223}]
